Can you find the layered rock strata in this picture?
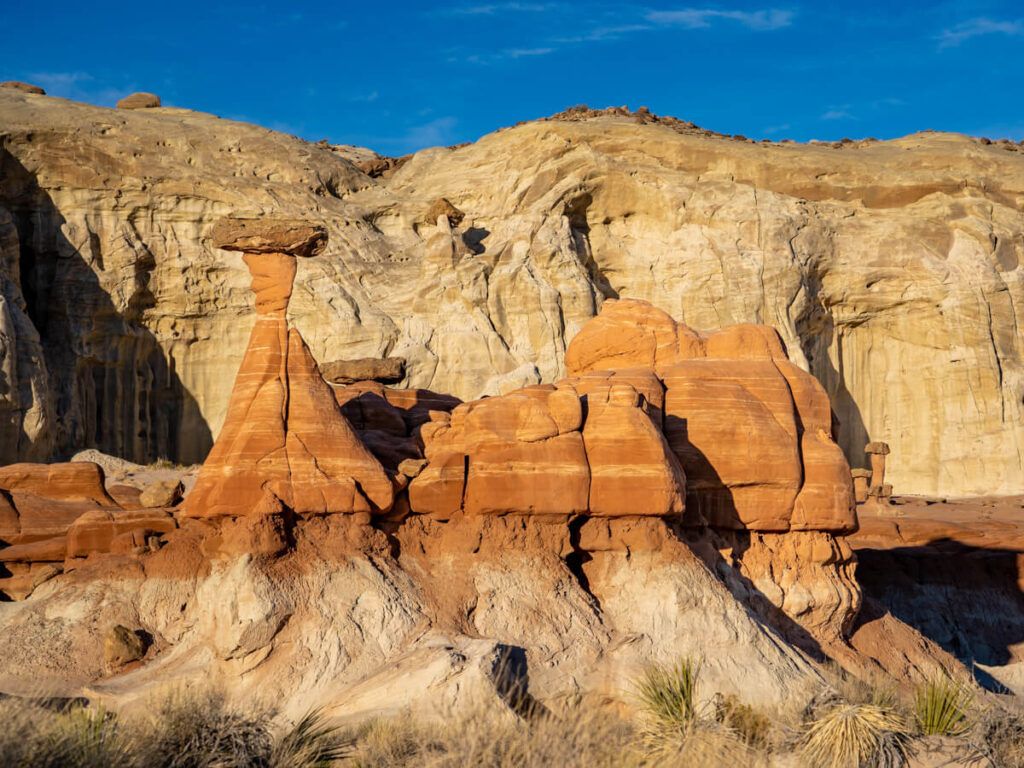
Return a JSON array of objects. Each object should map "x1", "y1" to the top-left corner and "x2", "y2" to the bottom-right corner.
[
  {"x1": 0, "y1": 90, "x2": 1021, "y2": 496},
  {"x1": 1, "y1": 236, "x2": 957, "y2": 721}
]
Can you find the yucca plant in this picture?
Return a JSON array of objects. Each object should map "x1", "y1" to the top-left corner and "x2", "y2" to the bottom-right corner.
[
  {"x1": 800, "y1": 702, "x2": 910, "y2": 768},
  {"x1": 269, "y1": 708, "x2": 353, "y2": 768},
  {"x1": 635, "y1": 657, "x2": 702, "y2": 732},
  {"x1": 914, "y1": 675, "x2": 973, "y2": 737}
]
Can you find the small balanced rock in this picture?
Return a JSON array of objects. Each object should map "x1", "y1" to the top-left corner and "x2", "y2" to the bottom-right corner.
[
  {"x1": 0, "y1": 81, "x2": 45, "y2": 95},
  {"x1": 321, "y1": 356, "x2": 406, "y2": 385},
  {"x1": 116, "y1": 92, "x2": 161, "y2": 110}
]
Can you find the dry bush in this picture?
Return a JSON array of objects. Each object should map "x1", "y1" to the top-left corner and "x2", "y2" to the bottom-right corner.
[
  {"x1": 135, "y1": 689, "x2": 273, "y2": 768},
  {"x1": 642, "y1": 718, "x2": 763, "y2": 768},
  {"x1": 347, "y1": 703, "x2": 639, "y2": 768},
  {"x1": 715, "y1": 694, "x2": 773, "y2": 749},
  {"x1": 974, "y1": 701, "x2": 1024, "y2": 768},
  {"x1": 799, "y1": 702, "x2": 910, "y2": 768},
  {"x1": 0, "y1": 698, "x2": 132, "y2": 768},
  {"x1": 0, "y1": 690, "x2": 350, "y2": 768}
]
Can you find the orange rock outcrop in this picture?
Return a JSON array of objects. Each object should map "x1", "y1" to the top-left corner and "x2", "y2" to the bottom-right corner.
[
  {"x1": 567, "y1": 299, "x2": 856, "y2": 533},
  {"x1": 184, "y1": 220, "x2": 394, "y2": 518}
]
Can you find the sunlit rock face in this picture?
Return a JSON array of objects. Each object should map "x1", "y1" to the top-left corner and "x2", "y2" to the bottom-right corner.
[{"x1": 1, "y1": 90, "x2": 1021, "y2": 496}]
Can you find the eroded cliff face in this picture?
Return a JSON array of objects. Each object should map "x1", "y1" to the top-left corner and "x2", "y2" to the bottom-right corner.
[{"x1": 1, "y1": 90, "x2": 1021, "y2": 495}]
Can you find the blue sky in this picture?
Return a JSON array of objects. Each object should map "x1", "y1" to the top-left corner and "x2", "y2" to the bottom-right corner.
[{"x1": 3, "y1": 1, "x2": 1023, "y2": 154}]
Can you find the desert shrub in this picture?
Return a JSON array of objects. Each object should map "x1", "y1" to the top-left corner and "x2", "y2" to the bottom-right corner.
[
  {"x1": 715, "y1": 694, "x2": 773, "y2": 748},
  {"x1": 631, "y1": 659, "x2": 765, "y2": 766},
  {"x1": 914, "y1": 675, "x2": 973, "y2": 737},
  {"x1": 642, "y1": 718, "x2": 760, "y2": 767},
  {"x1": 346, "y1": 717, "x2": 425, "y2": 768},
  {"x1": 973, "y1": 702, "x2": 1024, "y2": 767},
  {"x1": 799, "y1": 702, "x2": 910, "y2": 768},
  {"x1": 347, "y1": 702, "x2": 639, "y2": 768},
  {"x1": 137, "y1": 689, "x2": 273, "y2": 768},
  {"x1": 635, "y1": 657, "x2": 702, "y2": 733},
  {"x1": 0, "y1": 699, "x2": 133, "y2": 768},
  {"x1": 269, "y1": 708, "x2": 353, "y2": 768}
]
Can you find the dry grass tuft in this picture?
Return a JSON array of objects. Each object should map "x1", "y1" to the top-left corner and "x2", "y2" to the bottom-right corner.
[
  {"x1": 269, "y1": 708, "x2": 354, "y2": 768},
  {"x1": 0, "y1": 690, "x2": 350, "y2": 768},
  {"x1": 715, "y1": 694, "x2": 773, "y2": 749},
  {"x1": 800, "y1": 702, "x2": 911, "y2": 768},
  {"x1": 0, "y1": 699, "x2": 132, "y2": 768},
  {"x1": 974, "y1": 701, "x2": 1024, "y2": 767},
  {"x1": 347, "y1": 703, "x2": 639, "y2": 768}
]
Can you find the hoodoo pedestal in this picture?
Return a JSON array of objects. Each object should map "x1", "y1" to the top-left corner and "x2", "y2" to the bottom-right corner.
[{"x1": 184, "y1": 219, "x2": 394, "y2": 519}]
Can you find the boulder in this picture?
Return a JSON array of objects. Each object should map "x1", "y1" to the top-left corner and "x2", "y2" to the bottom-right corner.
[
  {"x1": 116, "y1": 92, "x2": 161, "y2": 109},
  {"x1": 662, "y1": 358, "x2": 802, "y2": 530},
  {"x1": 0, "y1": 81, "x2": 45, "y2": 95},
  {"x1": 210, "y1": 218, "x2": 327, "y2": 258},
  {"x1": 322, "y1": 357, "x2": 406, "y2": 385},
  {"x1": 0, "y1": 535, "x2": 67, "y2": 563},
  {"x1": 462, "y1": 387, "x2": 589, "y2": 516},
  {"x1": 411, "y1": 386, "x2": 591, "y2": 517},
  {"x1": 573, "y1": 302, "x2": 855, "y2": 532},
  {"x1": 138, "y1": 478, "x2": 184, "y2": 508},
  {"x1": 423, "y1": 197, "x2": 465, "y2": 227},
  {"x1": 565, "y1": 367, "x2": 665, "y2": 424},
  {"x1": 851, "y1": 469, "x2": 872, "y2": 504},
  {"x1": 565, "y1": 298, "x2": 705, "y2": 376},
  {"x1": 103, "y1": 625, "x2": 146, "y2": 668}
]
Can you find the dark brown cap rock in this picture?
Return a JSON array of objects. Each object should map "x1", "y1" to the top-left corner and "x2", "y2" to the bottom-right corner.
[
  {"x1": 1, "y1": 81, "x2": 46, "y2": 95},
  {"x1": 211, "y1": 218, "x2": 328, "y2": 257},
  {"x1": 116, "y1": 92, "x2": 162, "y2": 110}
]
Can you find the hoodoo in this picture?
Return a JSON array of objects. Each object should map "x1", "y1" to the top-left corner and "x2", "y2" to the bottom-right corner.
[{"x1": 184, "y1": 219, "x2": 394, "y2": 519}]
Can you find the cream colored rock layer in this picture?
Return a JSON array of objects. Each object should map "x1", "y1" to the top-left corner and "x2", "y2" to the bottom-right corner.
[{"x1": 0, "y1": 90, "x2": 1021, "y2": 495}]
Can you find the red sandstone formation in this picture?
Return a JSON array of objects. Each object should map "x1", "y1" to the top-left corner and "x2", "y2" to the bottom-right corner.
[
  {"x1": 184, "y1": 220, "x2": 394, "y2": 518},
  {"x1": 0, "y1": 462, "x2": 118, "y2": 553},
  {"x1": 567, "y1": 300, "x2": 856, "y2": 533},
  {"x1": 0, "y1": 460, "x2": 180, "y2": 597}
]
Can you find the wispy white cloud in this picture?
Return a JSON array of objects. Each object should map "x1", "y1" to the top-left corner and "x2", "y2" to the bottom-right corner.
[
  {"x1": 447, "y1": 4, "x2": 795, "y2": 67},
  {"x1": 462, "y1": 46, "x2": 556, "y2": 64},
  {"x1": 442, "y1": 2, "x2": 559, "y2": 15},
  {"x1": 647, "y1": 8, "x2": 795, "y2": 31},
  {"x1": 937, "y1": 17, "x2": 1023, "y2": 48},
  {"x1": 553, "y1": 23, "x2": 652, "y2": 43},
  {"x1": 821, "y1": 106, "x2": 855, "y2": 121},
  {"x1": 504, "y1": 47, "x2": 555, "y2": 58},
  {"x1": 27, "y1": 71, "x2": 139, "y2": 106},
  {"x1": 403, "y1": 116, "x2": 459, "y2": 148},
  {"x1": 762, "y1": 123, "x2": 791, "y2": 134},
  {"x1": 351, "y1": 90, "x2": 380, "y2": 103}
]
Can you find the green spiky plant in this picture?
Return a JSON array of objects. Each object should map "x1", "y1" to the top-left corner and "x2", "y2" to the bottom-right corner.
[
  {"x1": 914, "y1": 675, "x2": 974, "y2": 737},
  {"x1": 635, "y1": 657, "x2": 702, "y2": 732},
  {"x1": 269, "y1": 709, "x2": 354, "y2": 768}
]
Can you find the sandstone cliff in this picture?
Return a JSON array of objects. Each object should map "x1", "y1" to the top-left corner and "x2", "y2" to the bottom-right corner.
[{"x1": 1, "y1": 90, "x2": 1021, "y2": 495}]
